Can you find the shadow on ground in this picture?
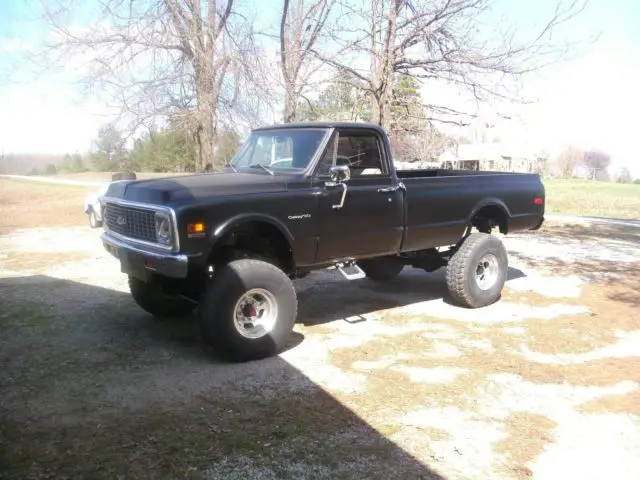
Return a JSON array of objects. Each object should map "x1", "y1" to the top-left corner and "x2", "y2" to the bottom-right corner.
[
  {"x1": 506, "y1": 251, "x2": 640, "y2": 310},
  {"x1": 296, "y1": 266, "x2": 527, "y2": 326},
  {"x1": 534, "y1": 222, "x2": 640, "y2": 249},
  {"x1": 0, "y1": 275, "x2": 445, "y2": 479}
]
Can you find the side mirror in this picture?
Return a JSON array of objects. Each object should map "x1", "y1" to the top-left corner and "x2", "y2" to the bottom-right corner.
[
  {"x1": 326, "y1": 165, "x2": 350, "y2": 210},
  {"x1": 329, "y1": 164, "x2": 350, "y2": 183}
]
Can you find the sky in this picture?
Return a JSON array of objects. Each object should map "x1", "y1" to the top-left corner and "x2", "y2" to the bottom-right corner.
[
  {"x1": 1, "y1": 0, "x2": 639, "y2": 178},
  {"x1": 480, "y1": 0, "x2": 640, "y2": 177}
]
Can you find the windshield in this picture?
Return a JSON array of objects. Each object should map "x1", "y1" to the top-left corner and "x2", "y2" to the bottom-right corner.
[{"x1": 229, "y1": 128, "x2": 328, "y2": 172}]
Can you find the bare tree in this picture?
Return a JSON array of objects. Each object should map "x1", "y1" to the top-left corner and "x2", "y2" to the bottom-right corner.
[
  {"x1": 314, "y1": 0, "x2": 590, "y2": 130},
  {"x1": 418, "y1": 124, "x2": 455, "y2": 161},
  {"x1": 554, "y1": 145, "x2": 583, "y2": 178},
  {"x1": 279, "y1": 0, "x2": 336, "y2": 122},
  {"x1": 582, "y1": 148, "x2": 611, "y2": 180},
  {"x1": 29, "y1": 0, "x2": 266, "y2": 171},
  {"x1": 389, "y1": 123, "x2": 453, "y2": 163}
]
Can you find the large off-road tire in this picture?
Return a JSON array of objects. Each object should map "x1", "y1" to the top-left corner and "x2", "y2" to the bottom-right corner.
[
  {"x1": 358, "y1": 257, "x2": 405, "y2": 282},
  {"x1": 198, "y1": 258, "x2": 297, "y2": 362},
  {"x1": 445, "y1": 232, "x2": 508, "y2": 308},
  {"x1": 129, "y1": 276, "x2": 196, "y2": 318}
]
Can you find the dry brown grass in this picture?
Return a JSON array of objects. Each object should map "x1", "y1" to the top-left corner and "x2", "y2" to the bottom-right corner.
[
  {"x1": 1, "y1": 251, "x2": 91, "y2": 273},
  {"x1": 1, "y1": 176, "x2": 638, "y2": 478},
  {"x1": 332, "y1": 263, "x2": 639, "y2": 383},
  {"x1": 579, "y1": 390, "x2": 640, "y2": 416},
  {"x1": 328, "y1": 257, "x2": 640, "y2": 477},
  {"x1": 0, "y1": 179, "x2": 92, "y2": 234},
  {"x1": 495, "y1": 412, "x2": 557, "y2": 478}
]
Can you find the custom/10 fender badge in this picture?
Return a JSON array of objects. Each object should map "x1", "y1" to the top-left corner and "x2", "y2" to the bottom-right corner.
[{"x1": 288, "y1": 213, "x2": 312, "y2": 220}]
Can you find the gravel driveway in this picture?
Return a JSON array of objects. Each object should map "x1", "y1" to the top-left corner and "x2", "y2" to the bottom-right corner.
[{"x1": 1, "y1": 222, "x2": 639, "y2": 479}]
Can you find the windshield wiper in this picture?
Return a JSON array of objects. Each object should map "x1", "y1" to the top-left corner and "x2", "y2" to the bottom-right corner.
[
  {"x1": 224, "y1": 162, "x2": 237, "y2": 172},
  {"x1": 249, "y1": 164, "x2": 274, "y2": 175}
]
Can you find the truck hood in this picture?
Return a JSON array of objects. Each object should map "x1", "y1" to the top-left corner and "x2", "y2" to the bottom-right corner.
[{"x1": 104, "y1": 172, "x2": 288, "y2": 205}]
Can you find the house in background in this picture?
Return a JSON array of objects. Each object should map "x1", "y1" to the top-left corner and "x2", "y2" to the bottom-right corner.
[{"x1": 438, "y1": 142, "x2": 548, "y2": 173}]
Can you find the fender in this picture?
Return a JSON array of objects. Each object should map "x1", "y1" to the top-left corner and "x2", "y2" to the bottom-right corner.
[
  {"x1": 466, "y1": 197, "x2": 512, "y2": 224},
  {"x1": 207, "y1": 212, "x2": 295, "y2": 257}
]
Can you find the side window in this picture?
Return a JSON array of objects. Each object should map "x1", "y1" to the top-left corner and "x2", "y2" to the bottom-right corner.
[
  {"x1": 316, "y1": 129, "x2": 386, "y2": 178},
  {"x1": 316, "y1": 133, "x2": 338, "y2": 177}
]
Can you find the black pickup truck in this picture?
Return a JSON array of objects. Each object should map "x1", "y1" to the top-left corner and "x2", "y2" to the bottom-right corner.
[{"x1": 100, "y1": 121, "x2": 545, "y2": 361}]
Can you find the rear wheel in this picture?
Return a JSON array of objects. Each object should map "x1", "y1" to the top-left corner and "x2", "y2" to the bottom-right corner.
[
  {"x1": 198, "y1": 258, "x2": 297, "y2": 362},
  {"x1": 445, "y1": 233, "x2": 508, "y2": 308},
  {"x1": 358, "y1": 257, "x2": 405, "y2": 282},
  {"x1": 129, "y1": 276, "x2": 196, "y2": 318}
]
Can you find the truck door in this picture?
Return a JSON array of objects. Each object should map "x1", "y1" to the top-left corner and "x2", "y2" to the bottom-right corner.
[{"x1": 312, "y1": 128, "x2": 404, "y2": 263}]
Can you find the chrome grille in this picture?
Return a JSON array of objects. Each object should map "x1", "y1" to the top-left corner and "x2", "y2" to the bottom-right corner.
[{"x1": 104, "y1": 203, "x2": 157, "y2": 243}]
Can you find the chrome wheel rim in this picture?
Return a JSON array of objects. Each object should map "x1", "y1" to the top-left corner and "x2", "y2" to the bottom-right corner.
[
  {"x1": 233, "y1": 288, "x2": 278, "y2": 339},
  {"x1": 475, "y1": 253, "x2": 500, "y2": 290}
]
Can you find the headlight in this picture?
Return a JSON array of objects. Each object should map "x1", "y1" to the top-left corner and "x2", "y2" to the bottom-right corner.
[{"x1": 155, "y1": 212, "x2": 173, "y2": 246}]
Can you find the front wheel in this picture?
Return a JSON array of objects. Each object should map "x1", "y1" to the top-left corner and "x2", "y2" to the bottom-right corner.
[
  {"x1": 198, "y1": 258, "x2": 297, "y2": 362},
  {"x1": 445, "y1": 233, "x2": 508, "y2": 308}
]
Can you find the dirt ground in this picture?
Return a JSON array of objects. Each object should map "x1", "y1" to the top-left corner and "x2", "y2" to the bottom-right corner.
[{"x1": 1, "y1": 182, "x2": 639, "y2": 479}]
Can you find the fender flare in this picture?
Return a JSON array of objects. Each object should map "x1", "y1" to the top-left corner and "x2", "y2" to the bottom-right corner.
[
  {"x1": 206, "y1": 213, "x2": 295, "y2": 259},
  {"x1": 466, "y1": 197, "x2": 511, "y2": 225}
]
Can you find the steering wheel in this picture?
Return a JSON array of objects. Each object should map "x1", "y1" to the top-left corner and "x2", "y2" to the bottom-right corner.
[{"x1": 335, "y1": 153, "x2": 364, "y2": 168}]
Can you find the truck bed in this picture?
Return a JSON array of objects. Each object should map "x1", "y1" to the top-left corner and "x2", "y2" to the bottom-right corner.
[
  {"x1": 396, "y1": 168, "x2": 545, "y2": 252},
  {"x1": 396, "y1": 168, "x2": 534, "y2": 179}
]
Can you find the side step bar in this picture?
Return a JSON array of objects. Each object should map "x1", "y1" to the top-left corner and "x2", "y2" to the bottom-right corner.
[{"x1": 335, "y1": 261, "x2": 366, "y2": 281}]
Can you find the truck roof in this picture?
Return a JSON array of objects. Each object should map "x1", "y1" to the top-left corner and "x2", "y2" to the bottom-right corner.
[{"x1": 252, "y1": 121, "x2": 386, "y2": 133}]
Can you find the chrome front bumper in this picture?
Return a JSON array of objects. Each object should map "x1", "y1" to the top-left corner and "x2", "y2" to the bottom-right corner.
[{"x1": 101, "y1": 231, "x2": 189, "y2": 280}]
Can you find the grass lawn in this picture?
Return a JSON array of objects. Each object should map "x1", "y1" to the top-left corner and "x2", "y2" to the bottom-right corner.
[
  {"x1": 542, "y1": 179, "x2": 639, "y2": 220},
  {"x1": 0, "y1": 178, "x2": 93, "y2": 234}
]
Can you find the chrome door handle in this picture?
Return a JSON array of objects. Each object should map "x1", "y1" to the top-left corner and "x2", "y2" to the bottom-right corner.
[
  {"x1": 325, "y1": 181, "x2": 348, "y2": 209},
  {"x1": 377, "y1": 182, "x2": 405, "y2": 193}
]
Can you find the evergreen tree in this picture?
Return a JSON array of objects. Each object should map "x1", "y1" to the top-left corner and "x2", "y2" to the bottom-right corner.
[
  {"x1": 89, "y1": 124, "x2": 129, "y2": 171},
  {"x1": 390, "y1": 74, "x2": 425, "y2": 135}
]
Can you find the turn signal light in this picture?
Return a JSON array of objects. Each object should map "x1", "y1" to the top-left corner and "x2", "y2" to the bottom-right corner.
[
  {"x1": 187, "y1": 222, "x2": 206, "y2": 234},
  {"x1": 534, "y1": 197, "x2": 543, "y2": 205}
]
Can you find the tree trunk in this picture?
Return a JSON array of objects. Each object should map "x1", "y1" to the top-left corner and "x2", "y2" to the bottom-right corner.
[
  {"x1": 283, "y1": 81, "x2": 296, "y2": 122},
  {"x1": 369, "y1": 88, "x2": 392, "y2": 130},
  {"x1": 194, "y1": 65, "x2": 216, "y2": 172},
  {"x1": 195, "y1": 107, "x2": 216, "y2": 172},
  {"x1": 369, "y1": 0, "x2": 398, "y2": 132},
  {"x1": 370, "y1": 93, "x2": 382, "y2": 126}
]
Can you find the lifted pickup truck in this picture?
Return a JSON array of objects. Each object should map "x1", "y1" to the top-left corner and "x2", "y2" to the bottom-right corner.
[{"x1": 100, "y1": 121, "x2": 544, "y2": 361}]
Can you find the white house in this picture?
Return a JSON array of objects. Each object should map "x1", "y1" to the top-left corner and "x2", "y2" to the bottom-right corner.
[{"x1": 438, "y1": 142, "x2": 548, "y2": 173}]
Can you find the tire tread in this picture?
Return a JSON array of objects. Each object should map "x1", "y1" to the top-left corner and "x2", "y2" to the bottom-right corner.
[
  {"x1": 445, "y1": 232, "x2": 506, "y2": 308},
  {"x1": 198, "y1": 258, "x2": 297, "y2": 361}
]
